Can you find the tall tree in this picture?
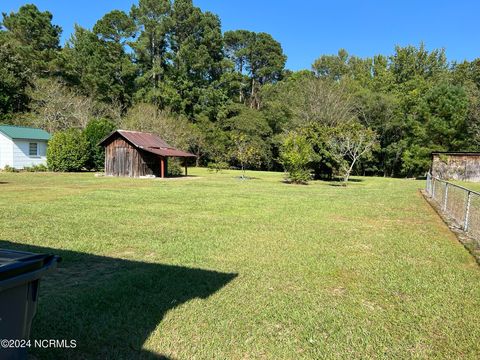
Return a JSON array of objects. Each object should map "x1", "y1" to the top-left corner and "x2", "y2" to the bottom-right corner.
[
  {"x1": 312, "y1": 48, "x2": 350, "y2": 81},
  {"x1": 390, "y1": 43, "x2": 448, "y2": 84},
  {"x1": 93, "y1": 10, "x2": 136, "y2": 44},
  {"x1": 169, "y1": 0, "x2": 227, "y2": 117},
  {"x1": 0, "y1": 34, "x2": 31, "y2": 117},
  {"x1": 224, "y1": 30, "x2": 286, "y2": 108},
  {"x1": 130, "y1": 0, "x2": 172, "y2": 106},
  {"x1": 1, "y1": 4, "x2": 61, "y2": 76},
  {"x1": 63, "y1": 24, "x2": 136, "y2": 106}
]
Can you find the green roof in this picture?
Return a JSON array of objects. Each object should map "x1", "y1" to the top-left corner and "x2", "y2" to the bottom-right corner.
[{"x1": 0, "y1": 125, "x2": 51, "y2": 141}]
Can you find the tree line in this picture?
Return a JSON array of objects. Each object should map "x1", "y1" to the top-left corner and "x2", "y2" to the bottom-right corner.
[{"x1": 1, "y1": 1, "x2": 479, "y2": 181}]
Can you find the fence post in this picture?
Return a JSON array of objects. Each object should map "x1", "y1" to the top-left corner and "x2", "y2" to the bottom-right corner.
[
  {"x1": 443, "y1": 182, "x2": 449, "y2": 212},
  {"x1": 432, "y1": 177, "x2": 436, "y2": 198},
  {"x1": 464, "y1": 191, "x2": 472, "y2": 232}
]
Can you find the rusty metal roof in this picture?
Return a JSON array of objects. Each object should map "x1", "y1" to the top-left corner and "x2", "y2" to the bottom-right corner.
[
  {"x1": 118, "y1": 130, "x2": 172, "y2": 149},
  {"x1": 100, "y1": 130, "x2": 196, "y2": 158}
]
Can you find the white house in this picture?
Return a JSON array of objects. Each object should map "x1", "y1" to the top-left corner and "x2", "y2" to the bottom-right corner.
[{"x1": 0, "y1": 125, "x2": 51, "y2": 170}]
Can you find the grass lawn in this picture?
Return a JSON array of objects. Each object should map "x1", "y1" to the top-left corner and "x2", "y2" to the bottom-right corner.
[
  {"x1": 452, "y1": 180, "x2": 480, "y2": 193},
  {"x1": 1, "y1": 168, "x2": 479, "y2": 359}
]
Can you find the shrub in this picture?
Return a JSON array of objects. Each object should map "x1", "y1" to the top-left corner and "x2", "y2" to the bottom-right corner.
[
  {"x1": 84, "y1": 118, "x2": 116, "y2": 171},
  {"x1": 2, "y1": 165, "x2": 17, "y2": 173},
  {"x1": 168, "y1": 158, "x2": 184, "y2": 177},
  {"x1": 47, "y1": 129, "x2": 89, "y2": 172},
  {"x1": 207, "y1": 161, "x2": 229, "y2": 173},
  {"x1": 24, "y1": 164, "x2": 48, "y2": 172},
  {"x1": 284, "y1": 168, "x2": 313, "y2": 184},
  {"x1": 279, "y1": 132, "x2": 315, "y2": 184}
]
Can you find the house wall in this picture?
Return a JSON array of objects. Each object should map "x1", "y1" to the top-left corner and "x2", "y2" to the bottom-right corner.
[
  {"x1": 104, "y1": 136, "x2": 161, "y2": 177},
  {"x1": 0, "y1": 132, "x2": 13, "y2": 169},
  {"x1": 432, "y1": 154, "x2": 480, "y2": 182},
  {"x1": 12, "y1": 139, "x2": 48, "y2": 169}
]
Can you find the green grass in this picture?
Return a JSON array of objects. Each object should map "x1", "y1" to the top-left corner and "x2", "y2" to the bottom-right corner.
[
  {"x1": 452, "y1": 180, "x2": 480, "y2": 193},
  {"x1": 0, "y1": 169, "x2": 479, "y2": 359}
]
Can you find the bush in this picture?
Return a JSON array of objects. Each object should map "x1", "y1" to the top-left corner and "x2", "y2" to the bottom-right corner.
[
  {"x1": 2, "y1": 165, "x2": 17, "y2": 172},
  {"x1": 279, "y1": 132, "x2": 315, "y2": 184},
  {"x1": 207, "y1": 161, "x2": 229, "y2": 173},
  {"x1": 24, "y1": 164, "x2": 48, "y2": 172},
  {"x1": 284, "y1": 168, "x2": 313, "y2": 184},
  {"x1": 168, "y1": 158, "x2": 184, "y2": 177},
  {"x1": 84, "y1": 118, "x2": 116, "y2": 171},
  {"x1": 47, "y1": 129, "x2": 89, "y2": 172}
]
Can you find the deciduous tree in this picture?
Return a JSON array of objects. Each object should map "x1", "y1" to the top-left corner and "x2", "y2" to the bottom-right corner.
[{"x1": 328, "y1": 123, "x2": 377, "y2": 183}]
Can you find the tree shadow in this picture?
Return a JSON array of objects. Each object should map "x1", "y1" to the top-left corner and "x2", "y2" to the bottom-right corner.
[
  {"x1": 327, "y1": 178, "x2": 364, "y2": 183},
  {"x1": 163, "y1": 175, "x2": 200, "y2": 179},
  {"x1": 280, "y1": 179, "x2": 309, "y2": 185},
  {"x1": 346, "y1": 178, "x2": 363, "y2": 183},
  {"x1": 234, "y1": 176, "x2": 260, "y2": 180},
  {"x1": 328, "y1": 183, "x2": 348, "y2": 187},
  {"x1": 0, "y1": 240, "x2": 237, "y2": 360},
  {"x1": 326, "y1": 178, "x2": 365, "y2": 187}
]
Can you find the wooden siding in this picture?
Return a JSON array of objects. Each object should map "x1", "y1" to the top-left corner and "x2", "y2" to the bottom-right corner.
[
  {"x1": 104, "y1": 135, "x2": 164, "y2": 177},
  {"x1": 0, "y1": 132, "x2": 13, "y2": 169},
  {"x1": 0, "y1": 133, "x2": 48, "y2": 170},
  {"x1": 12, "y1": 139, "x2": 48, "y2": 169}
]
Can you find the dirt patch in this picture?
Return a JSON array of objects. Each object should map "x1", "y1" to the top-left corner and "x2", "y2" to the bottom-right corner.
[{"x1": 330, "y1": 287, "x2": 347, "y2": 297}]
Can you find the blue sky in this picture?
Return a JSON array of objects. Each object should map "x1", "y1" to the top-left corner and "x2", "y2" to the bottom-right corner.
[{"x1": 2, "y1": 0, "x2": 478, "y2": 70}]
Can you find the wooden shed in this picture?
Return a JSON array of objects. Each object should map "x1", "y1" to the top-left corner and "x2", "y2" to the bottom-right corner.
[
  {"x1": 99, "y1": 130, "x2": 196, "y2": 178},
  {"x1": 431, "y1": 152, "x2": 480, "y2": 182}
]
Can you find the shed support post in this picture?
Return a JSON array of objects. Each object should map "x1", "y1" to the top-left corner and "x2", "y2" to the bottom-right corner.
[
  {"x1": 185, "y1": 160, "x2": 188, "y2": 177},
  {"x1": 160, "y1": 157, "x2": 165, "y2": 178}
]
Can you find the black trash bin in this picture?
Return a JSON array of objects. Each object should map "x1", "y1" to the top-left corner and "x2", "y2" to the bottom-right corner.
[{"x1": 0, "y1": 249, "x2": 61, "y2": 360}]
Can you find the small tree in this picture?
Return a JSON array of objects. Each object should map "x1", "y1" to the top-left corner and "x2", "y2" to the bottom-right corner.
[
  {"x1": 84, "y1": 118, "x2": 116, "y2": 171},
  {"x1": 230, "y1": 133, "x2": 262, "y2": 179},
  {"x1": 47, "y1": 129, "x2": 89, "y2": 172},
  {"x1": 328, "y1": 122, "x2": 377, "y2": 183},
  {"x1": 279, "y1": 132, "x2": 315, "y2": 184}
]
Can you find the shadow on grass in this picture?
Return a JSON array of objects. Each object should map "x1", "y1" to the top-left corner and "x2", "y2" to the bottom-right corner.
[
  {"x1": 280, "y1": 180, "x2": 308, "y2": 185},
  {"x1": 0, "y1": 240, "x2": 237, "y2": 360},
  {"x1": 163, "y1": 175, "x2": 200, "y2": 179},
  {"x1": 327, "y1": 178, "x2": 364, "y2": 183},
  {"x1": 234, "y1": 176, "x2": 260, "y2": 181},
  {"x1": 326, "y1": 178, "x2": 365, "y2": 187}
]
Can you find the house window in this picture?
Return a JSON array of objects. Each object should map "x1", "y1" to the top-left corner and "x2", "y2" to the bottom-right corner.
[{"x1": 29, "y1": 143, "x2": 38, "y2": 156}]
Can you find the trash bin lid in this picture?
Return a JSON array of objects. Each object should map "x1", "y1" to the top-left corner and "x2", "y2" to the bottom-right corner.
[{"x1": 0, "y1": 250, "x2": 56, "y2": 281}]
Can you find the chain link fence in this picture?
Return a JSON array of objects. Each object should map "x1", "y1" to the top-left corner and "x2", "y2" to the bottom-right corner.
[{"x1": 426, "y1": 173, "x2": 480, "y2": 240}]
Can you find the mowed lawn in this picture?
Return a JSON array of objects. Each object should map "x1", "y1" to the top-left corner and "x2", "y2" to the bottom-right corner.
[
  {"x1": 0, "y1": 169, "x2": 479, "y2": 359},
  {"x1": 453, "y1": 180, "x2": 480, "y2": 193}
]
